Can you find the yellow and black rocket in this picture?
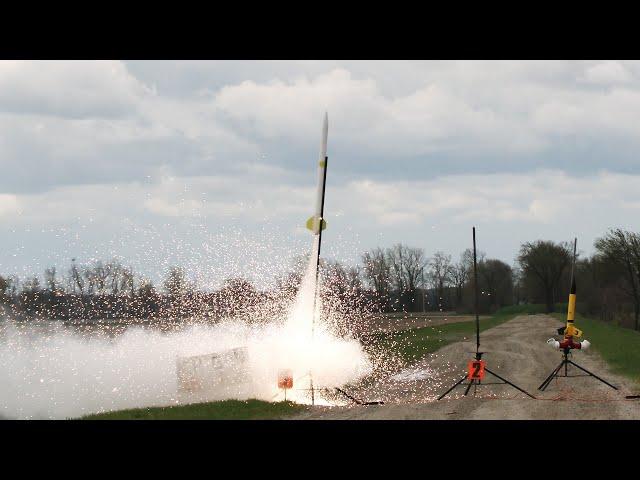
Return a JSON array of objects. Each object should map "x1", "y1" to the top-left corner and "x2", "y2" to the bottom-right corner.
[
  {"x1": 557, "y1": 238, "x2": 583, "y2": 339},
  {"x1": 539, "y1": 237, "x2": 618, "y2": 392},
  {"x1": 558, "y1": 271, "x2": 583, "y2": 339},
  {"x1": 548, "y1": 237, "x2": 590, "y2": 351}
]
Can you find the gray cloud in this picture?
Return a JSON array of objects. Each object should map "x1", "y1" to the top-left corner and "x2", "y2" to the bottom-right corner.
[
  {"x1": 3, "y1": 61, "x2": 640, "y2": 194},
  {"x1": 0, "y1": 61, "x2": 149, "y2": 118},
  {"x1": 2, "y1": 60, "x2": 640, "y2": 283},
  {"x1": 2, "y1": 167, "x2": 640, "y2": 286}
]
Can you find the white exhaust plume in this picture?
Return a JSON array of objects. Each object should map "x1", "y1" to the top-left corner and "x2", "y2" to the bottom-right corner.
[{"x1": 0, "y1": 254, "x2": 372, "y2": 419}]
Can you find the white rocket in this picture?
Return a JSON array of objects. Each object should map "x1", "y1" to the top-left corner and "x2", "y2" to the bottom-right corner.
[
  {"x1": 307, "y1": 113, "x2": 328, "y2": 338},
  {"x1": 306, "y1": 112, "x2": 329, "y2": 237}
]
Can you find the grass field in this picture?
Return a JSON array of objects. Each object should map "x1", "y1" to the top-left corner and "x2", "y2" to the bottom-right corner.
[
  {"x1": 81, "y1": 399, "x2": 306, "y2": 420},
  {"x1": 552, "y1": 312, "x2": 640, "y2": 385},
  {"x1": 367, "y1": 308, "x2": 519, "y2": 364}
]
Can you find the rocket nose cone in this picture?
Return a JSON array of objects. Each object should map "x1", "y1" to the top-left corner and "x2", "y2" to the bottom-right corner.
[{"x1": 321, "y1": 112, "x2": 328, "y2": 149}]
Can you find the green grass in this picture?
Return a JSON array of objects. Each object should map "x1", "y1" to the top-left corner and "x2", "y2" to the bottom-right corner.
[
  {"x1": 368, "y1": 309, "x2": 520, "y2": 364},
  {"x1": 552, "y1": 312, "x2": 640, "y2": 386},
  {"x1": 81, "y1": 399, "x2": 306, "y2": 420}
]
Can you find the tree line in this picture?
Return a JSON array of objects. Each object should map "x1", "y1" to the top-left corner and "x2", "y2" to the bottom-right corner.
[
  {"x1": 1, "y1": 228, "x2": 640, "y2": 331},
  {"x1": 358, "y1": 229, "x2": 640, "y2": 331}
]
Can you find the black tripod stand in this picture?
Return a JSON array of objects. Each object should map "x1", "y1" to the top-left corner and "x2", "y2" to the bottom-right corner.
[
  {"x1": 537, "y1": 238, "x2": 618, "y2": 393},
  {"x1": 437, "y1": 352, "x2": 536, "y2": 400},
  {"x1": 538, "y1": 347, "x2": 618, "y2": 391},
  {"x1": 437, "y1": 227, "x2": 535, "y2": 401}
]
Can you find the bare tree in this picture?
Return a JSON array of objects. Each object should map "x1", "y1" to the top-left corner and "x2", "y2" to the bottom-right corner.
[
  {"x1": 386, "y1": 244, "x2": 428, "y2": 311},
  {"x1": 595, "y1": 229, "x2": 640, "y2": 330},
  {"x1": 386, "y1": 244, "x2": 407, "y2": 295},
  {"x1": 164, "y1": 266, "x2": 188, "y2": 297},
  {"x1": 0, "y1": 275, "x2": 7, "y2": 300},
  {"x1": 86, "y1": 261, "x2": 109, "y2": 295},
  {"x1": 106, "y1": 261, "x2": 123, "y2": 295},
  {"x1": 120, "y1": 266, "x2": 135, "y2": 296},
  {"x1": 7, "y1": 276, "x2": 19, "y2": 297},
  {"x1": 69, "y1": 258, "x2": 84, "y2": 295},
  {"x1": 322, "y1": 260, "x2": 352, "y2": 312},
  {"x1": 427, "y1": 251, "x2": 452, "y2": 310},
  {"x1": 449, "y1": 252, "x2": 471, "y2": 308},
  {"x1": 346, "y1": 265, "x2": 362, "y2": 292},
  {"x1": 404, "y1": 247, "x2": 427, "y2": 294},
  {"x1": 44, "y1": 267, "x2": 57, "y2": 293},
  {"x1": 323, "y1": 260, "x2": 349, "y2": 290},
  {"x1": 218, "y1": 277, "x2": 258, "y2": 317},
  {"x1": 0, "y1": 275, "x2": 15, "y2": 303},
  {"x1": 361, "y1": 247, "x2": 392, "y2": 311},
  {"x1": 22, "y1": 276, "x2": 41, "y2": 293}
]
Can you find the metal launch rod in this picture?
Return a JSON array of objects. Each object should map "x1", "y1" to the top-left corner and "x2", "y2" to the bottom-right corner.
[
  {"x1": 473, "y1": 227, "x2": 480, "y2": 357},
  {"x1": 311, "y1": 154, "x2": 328, "y2": 339},
  {"x1": 308, "y1": 161, "x2": 327, "y2": 407},
  {"x1": 570, "y1": 237, "x2": 577, "y2": 286},
  {"x1": 437, "y1": 227, "x2": 535, "y2": 400}
]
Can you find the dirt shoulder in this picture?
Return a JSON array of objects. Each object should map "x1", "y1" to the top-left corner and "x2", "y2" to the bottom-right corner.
[
  {"x1": 358, "y1": 312, "x2": 491, "y2": 334},
  {"x1": 294, "y1": 314, "x2": 640, "y2": 420}
]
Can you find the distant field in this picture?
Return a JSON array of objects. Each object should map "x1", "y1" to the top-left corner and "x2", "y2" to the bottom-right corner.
[
  {"x1": 81, "y1": 399, "x2": 306, "y2": 420},
  {"x1": 365, "y1": 308, "x2": 519, "y2": 364},
  {"x1": 358, "y1": 311, "x2": 491, "y2": 335}
]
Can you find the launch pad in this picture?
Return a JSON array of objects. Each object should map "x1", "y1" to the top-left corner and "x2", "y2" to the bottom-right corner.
[
  {"x1": 538, "y1": 238, "x2": 617, "y2": 393},
  {"x1": 438, "y1": 351, "x2": 535, "y2": 400},
  {"x1": 538, "y1": 347, "x2": 618, "y2": 391},
  {"x1": 438, "y1": 227, "x2": 535, "y2": 401}
]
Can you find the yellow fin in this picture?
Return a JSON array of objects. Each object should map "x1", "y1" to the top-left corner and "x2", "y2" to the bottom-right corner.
[
  {"x1": 566, "y1": 324, "x2": 583, "y2": 338},
  {"x1": 305, "y1": 216, "x2": 327, "y2": 233}
]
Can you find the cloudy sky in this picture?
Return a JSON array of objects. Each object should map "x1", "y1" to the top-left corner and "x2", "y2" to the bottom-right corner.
[{"x1": 2, "y1": 60, "x2": 640, "y2": 288}]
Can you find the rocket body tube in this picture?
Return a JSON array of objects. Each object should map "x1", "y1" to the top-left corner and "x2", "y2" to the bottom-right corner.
[
  {"x1": 564, "y1": 280, "x2": 581, "y2": 337},
  {"x1": 307, "y1": 113, "x2": 328, "y2": 235},
  {"x1": 563, "y1": 239, "x2": 583, "y2": 339},
  {"x1": 567, "y1": 280, "x2": 576, "y2": 324},
  {"x1": 314, "y1": 113, "x2": 328, "y2": 220}
]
